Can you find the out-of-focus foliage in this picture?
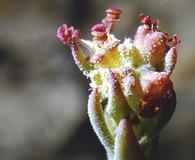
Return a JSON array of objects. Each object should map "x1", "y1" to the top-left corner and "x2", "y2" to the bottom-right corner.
[{"x1": 0, "y1": 0, "x2": 195, "y2": 160}]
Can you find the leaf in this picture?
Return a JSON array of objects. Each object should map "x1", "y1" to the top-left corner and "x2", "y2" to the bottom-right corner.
[
  {"x1": 88, "y1": 88, "x2": 114, "y2": 158},
  {"x1": 107, "y1": 70, "x2": 135, "y2": 125},
  {"x1": 71, "y1": 43, "x2": 93, "y2": 75},
  {"x1": 114, "y1": 118, "x2": 145, "y2": 160},
  {"x1": 164, "y1": 47, "x2": 177, "y2": 75}
]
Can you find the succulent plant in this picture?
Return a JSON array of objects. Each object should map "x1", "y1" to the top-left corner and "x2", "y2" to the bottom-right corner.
[{"x1": 57, "y1": 8, "x2": 180, "y2": 160}]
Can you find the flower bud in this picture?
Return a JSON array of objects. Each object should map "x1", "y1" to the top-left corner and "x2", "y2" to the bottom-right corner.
[
  {"x1": 91, "y1": 23, "x2": 107, "y2": 41},
  {"x1": 139, "y1": 13, "x2": 152, "y2": 27},
  {"x1": 139, "y1": 13, "x2": 160, "y2": 31},
  {"x1": 139, "y1": 71, "x2": 174, "y2": 118},
  {"x1": 105, "y1": 8, "x2": 122, "y2": 23},
  {"x1": 135, "y1": 26, "x2": 169, "y2": 66},
  {"x1": 72, "y1": 29, "x2": 81, "y2": 41},
  {"x1": 57, "y1": 24, "x2": 80, "y2": 45},
  {"x1": 171, "y1": 34, "x2": 181, "y2": 47},
  {"x1": 141, "y1": 71, "x2": 172, "y2": 102},
  {"x1": 144, "y1": 31, "x2": 169, "y2": 65},
  {"x1": 134, "y1": 25, "x2": 150, "y2": 49}
]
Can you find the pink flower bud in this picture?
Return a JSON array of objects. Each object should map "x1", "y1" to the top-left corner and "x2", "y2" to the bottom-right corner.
[
  {"x1": 144, "y1": 31, "x2": 169, "y2": 65},
  {"x1": 106, "y1": 8, "x2": 122, "y2": 15},
  {"x1": 139, "y1": 71, "x2": 175, "y2": 118},
  {"x1": 91, "y1": 23, "x2": 107, "y2": 41},
  {"x1": 57, "y1": 24, "x2": 80, "y2": 45},
  {"x1": 141, "y1": 71, "x2": 171, "y2": 101},
  {"x1": 135, "y1": 25, "x2": 169, "y2": 65},
  {"x1": 134, "y1": 25, "x2": 150, "y2": 49},
  {"x1": 105, "y1": 8, "x2": 122, "y2": 23},
  {"x1": 72, "y1": 29, "x2": 81, "y2": 40}
]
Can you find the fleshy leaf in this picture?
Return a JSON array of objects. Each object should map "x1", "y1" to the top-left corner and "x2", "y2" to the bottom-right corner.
[
  {"x1": 104, "y1": 109, "x2": 117, "y2": 138},
  {"x1": 70, "y1": 43, "x2": 93, "y2": 75},
  {"x1": 88, "y1": 88, "x2": 114, "y2": 158},
  {"x1": 164, "y1": 47, "x2": 177, "y2": 75},
  {"x1": 107, "y1": 70, "x2": 135, "y2": 125},
  {"x1": 113, "y1": 118, "x2": 145, "y2": 160}
]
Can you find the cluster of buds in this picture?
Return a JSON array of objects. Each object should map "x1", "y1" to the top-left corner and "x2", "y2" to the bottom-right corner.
[{"x1": 57, "y1": 8, "x2": 180, "y2": 160}]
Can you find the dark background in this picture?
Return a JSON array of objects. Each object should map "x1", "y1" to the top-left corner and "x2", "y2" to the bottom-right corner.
[{"x1": 0, "y1": 0, "x2": 195, "y2": 160}]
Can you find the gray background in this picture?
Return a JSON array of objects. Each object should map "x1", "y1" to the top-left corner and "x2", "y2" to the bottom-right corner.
[{"x1": 0, "y1": 0, "x2": 195, "y2": 159}]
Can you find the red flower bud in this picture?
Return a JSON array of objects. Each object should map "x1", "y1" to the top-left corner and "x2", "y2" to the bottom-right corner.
[
  {"x1": 170, "y1": 34, "x2": 181, "y2": 47},
  {"x1": 91, "y1": 23, "x2": 107, "y2": 41},
  {"x1": 139, "y1": 13, "x2": 152, "y2": 27},
  {"x1": 139, "y1": 13, "x2": 160, "y2": 31}
]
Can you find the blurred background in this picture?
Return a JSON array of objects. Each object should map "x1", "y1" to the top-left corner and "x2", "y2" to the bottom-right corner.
[{"x1": 0, "y1": 0, "x2": 195, "y2": 160}]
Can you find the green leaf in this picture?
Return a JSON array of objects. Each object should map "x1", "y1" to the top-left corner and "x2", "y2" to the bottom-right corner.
[
  {"x1": 88, "y1": 88, "x2": 114, "y2": 158},
  {"x1": 71, "y1": 43, "x2": 94, "y2": 75},
  {"x1": 164, "y1": 47, "x2": 177, "y2": 75},
  {"x1": 114, "y1": 118, "x2": 145, "y2": 160},
  {"x1": 107, "y1": 70, "x2": 135, "y2": 125}
]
